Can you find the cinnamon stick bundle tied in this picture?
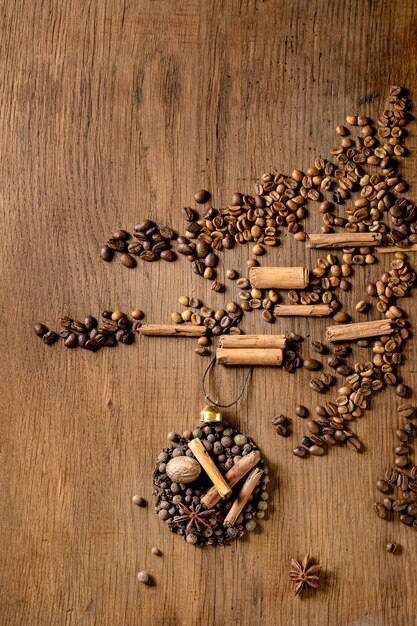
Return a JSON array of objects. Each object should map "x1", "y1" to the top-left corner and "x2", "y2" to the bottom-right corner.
[
  {"x1": 223, "y1": 468, "x2": 264, "y2": 527},
  {"x1": 249, "y1": 266, "x2": 309, "y2": 289},
  {"x1": 217, "y1": 347, "x2": 283, "y2": 366},
  {"x1": 139, "y1": 324, "x2": 206, "y2": 337},
  {"x1": 325, "y1": 319, "x2": 394, "y2": 342},
  {"x1": 306, "y1": 232, "x2": 383, "y2": 248},
  {"x1": 274, "y1": 304, "x2": 332, "y2": 317},
  {"x1": 219, "y1": 334, "x2": 286, "y2": 349}
]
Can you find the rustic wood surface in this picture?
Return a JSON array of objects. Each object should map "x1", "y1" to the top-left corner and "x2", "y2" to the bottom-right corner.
[{"x1": 1, "y1": 1, "x2": 417, "y2": 625}]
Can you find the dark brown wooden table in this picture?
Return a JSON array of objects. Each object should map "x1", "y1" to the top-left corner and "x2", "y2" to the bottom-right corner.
[{"x1": 1, "y1": 1, "x2": 417, "y2": 624}]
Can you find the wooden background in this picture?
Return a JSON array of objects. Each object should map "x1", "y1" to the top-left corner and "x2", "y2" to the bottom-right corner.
[{"x1": 1, "y1": 1, "x2": 417, "y2": 624}]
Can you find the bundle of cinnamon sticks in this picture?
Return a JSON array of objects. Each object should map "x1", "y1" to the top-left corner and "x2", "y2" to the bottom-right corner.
[
  {"x1": 216, "y1": 334, "x2": 286, "y2": 366},
  {"x1": 189, "y1": 438, "x2": 264, "y2": 527}
]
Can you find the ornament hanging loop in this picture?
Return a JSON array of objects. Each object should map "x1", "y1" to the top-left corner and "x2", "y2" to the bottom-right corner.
[{"x1": 201, "y1": 320, "x2": 252, "y2": 408}]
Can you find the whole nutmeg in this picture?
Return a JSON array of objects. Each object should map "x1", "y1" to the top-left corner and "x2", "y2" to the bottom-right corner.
[{"x1": 166, "y1": 456, "x2": 201, "y2": 483}]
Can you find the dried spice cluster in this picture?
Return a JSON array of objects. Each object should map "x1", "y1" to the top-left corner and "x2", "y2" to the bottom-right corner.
[{"x1": 153, "y1": 426, "x2": 269, "y2": 546}]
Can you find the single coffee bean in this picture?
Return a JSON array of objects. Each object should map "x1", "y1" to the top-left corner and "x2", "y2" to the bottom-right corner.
[
  {"x1": 396, "y1": 429, "x2": 409, "y2": 443},
  {"x1": 140, "y1": 250, "x2": 158, "y2": 262},
  {"x1": 307, "y1": 421, "x2": 321, "y2": 435},
  {"x1": 194, "y1": 189, "x2": 210, "y2": 203},
  {"x1": 116, "y1": 330, "x2": 133, "y2": 344},
  {"x1": 107, "y1": 238, "x2": 127, "y2": 252},
  {"x1": 304, "y1": 358, "x2": 322, "y2": 371},
  {"x1": 374, "y1": 502, "x2": 388, "y2": 519},
  {"x1": 120, "y1": 253, "x2": 136, "y2": 268},
  {"x1": 355, "y1": 300, "x2": 368, "y2": 312},
  {"x1": 59, "y1": 328, "x2": 70, "y2": 338},
  {"x1": 386, "y1": 543, "x2": 397, "y2": 553},
  {"x1": 311, "y1": 340, "x2": 326, "y2": 353},
  {"x1": 293, "y1": 446, "x2": 307, "y2": 458},
  {"x1": 394, "y1": 445, "x2": 410, "y2": 456},
  {"x1": 191, "y1": 260, "x2": 205, "y2": 275},
  {"x1": 327, "y1": 355, "x2": 340, "y2": 368},
  {"x1": 395, "y1": 383, "x2": 409, "y2": 398},
  {"x1": 400, "y1": 514, "x2": 414, "y2": 526},
  {"x1": 310, "y1": 378, "x2": 325, "y2": 393},
  {"x1": 100, "y1": 245, "x2": 114, "y2": 261},
  {"x1": 397, "y1": 403, "x2": 415, "y2": 419},
  {"x1": 104, "y1": 335, "x2": 117, "y2": 347},
  {"x1": 42, "y1": 330, "x2": 58, "y2": 345},
  {"x1": 64, "y1": 333, "x2": 78, "y2": 349},
  {"x1": 395, "y1": 456, "x2": 410, "y2": 469},
  {"x1": 320, "y1": 372, "x2": 335, "y2": 386},
  {"x1": 376, "y1": 479, "x2": 391, "y2": 494},
  {"x1": 34, "y1": 323, "x2": 48, "y2": 337},
  {"x1": 84, "y1": 316, "x2": 97, "y2": 331},
  {"x1": 336, "y1": 364, "x2": 353, "y2": 376},
  {"x1": 182, "y1": 206, "x2": 196, "y2": 221},
  {"x1": 295, "y1": 405, "x2": 308, "y2": 418},
  {"x1": 332, "y1": 344, "x2": 351, "y2": 357},
  {"x1": 160, "y1": 249, "x2": 177, "y2": 262},
  {"x1": 385, "y1": 467, "x2": 399, "y2": 483},
  {"x1": 309, "y1": 444, "x2": 326, "y2": 456},
  {"x1": 404, "y1": 422, "x2": 417, "y2": 437}
]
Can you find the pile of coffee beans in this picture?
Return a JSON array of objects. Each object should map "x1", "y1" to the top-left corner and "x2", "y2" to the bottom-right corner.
[
  {"x1": 100, "y1": 221, "x2": 177, "y2": 268},
  {"x1": 34, "y1": 309, "x2": 144, "y2": 351},
  {"x1": 292, "y1": 253, "x2": 415, "y2": 458},
  {"x1": 172, "y1": 295, "x2": 243, "y2": 356},
  {"x1": 153, "y1": 426, "x2": 269, "y2": 546}
]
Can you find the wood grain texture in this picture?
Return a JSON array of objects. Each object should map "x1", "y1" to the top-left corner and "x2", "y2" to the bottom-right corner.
[{"x1": 1, "y1": 1, "x2": 417, "y2": 625}]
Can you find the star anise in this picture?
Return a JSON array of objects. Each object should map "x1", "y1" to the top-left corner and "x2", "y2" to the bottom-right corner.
[
  {"x1": 171, "y1": 502, "x2": 216, "y2": 535},
  {"x1": 289, "y1": 554, "x2": 321, "y2": 596}
]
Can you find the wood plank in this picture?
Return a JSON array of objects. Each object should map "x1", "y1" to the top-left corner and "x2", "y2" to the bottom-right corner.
[{"x1": 1, "y1": 1, "x2": 417, "y2": 625}]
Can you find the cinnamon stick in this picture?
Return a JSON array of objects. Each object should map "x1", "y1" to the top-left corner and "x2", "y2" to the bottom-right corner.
[
  {"x1": 139, "y1": 324, "x2": 206, "y2": 337},
  {"x1": 326, "y1": 319, "x2": 394, "y2": 342},
  {"x1": 219, "y1": 334, "x2": 286, "y2": 349},
  {"x1": 306, "y1": 232, "x2": 383, "y2": 248},
  {"x1": 201, "y1": 450, "x2": 261, "y2": 508},
  {"x1": 274, "y1": 304, "x2": 332, "y2": 317},
  {"x1": 223, "y1": 468, "x2": 264, "y2": 527},
  {"x1": 249, "y1": 266, "x2": 309, "y2": 289},
  {"x1": 376, "y1": 244, "x2": 417, "y2": 254},
  {"x1": 216, "y1": 347, "x2": 283, "y2": 366},
  {"x1": 188, "y1": 438, "x2": 232, "y2": 498}
]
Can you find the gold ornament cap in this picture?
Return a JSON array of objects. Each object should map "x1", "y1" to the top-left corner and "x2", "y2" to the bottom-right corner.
[{"x1": 200, "y1": 404, "x2": 223, "y2": 423}]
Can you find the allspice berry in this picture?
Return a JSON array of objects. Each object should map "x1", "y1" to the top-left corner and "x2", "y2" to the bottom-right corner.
[
  {"x1": 132, "y1": 495, "x2": 146, "y2": 507},
  {"x1": 151, "y1": 547, "x2": 161, "y2": 556},
  {"x1": 137, "y1": 571, "x2": 150, "y2": 585}
]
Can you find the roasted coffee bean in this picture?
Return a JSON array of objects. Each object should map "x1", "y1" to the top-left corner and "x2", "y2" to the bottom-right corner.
[
  {"x1": 374, "y1": 502, "x2": 388, "y2": 519},
  {"x1": 398, "y1": 403, "x2": 415, "y2": 419},
  {"x1": 140, "y1": 250, "x2": 158, "y2": 262},
  {"x1": 104, "y1": 335, "x2": 117, "y2": 347},
  {"x1": 295, "y1": 405, "x2": 308, "y2": 418},
  {"x1": 327, "y1": 355, "x2": 340, "y2": 368},
  {"x1": 311, "y1": 340, "x2": 326, "y2": 354},
  {"x1": 397, "y1": 474, "x2": 409, "y2": 491},
  {"x1": 332, "y1": 345, "x2": 351, "y2": 357},
  {"x1": 395, "y1": 456, "x2": 410, "y2": 469},
  {"x1": 34, "y1": 323, "x2": 48, "y2": 337},
  {"x1": 60, "y1": 316, "x2": 73, "y2": 329},
  {"x1": 310, "y1": 378, "x2": 325, "y2": 393},
  {"x1": 191, "y1": 260, "x2": 205, "y2": 275},
  {"x1": 346, "y1": 437, "x2": 362, "y2": 452},
  {"x1": 400, "y1": 514, "x2": 414, "y2": 526},
  {"x1": 309, "y1": 444, "x2": 326, "y2": 456},
  {"x1": 404, "y1": 422, "x2": 417, "y2": 437},
  {"x1": 42, "y1": 330, "x2": 58, "y2": 345},
  {"x1": 307, "y1": 420, "x2": 321, "y2": 435},
  {"x1": 102, "y1": 310, "x2": 113, "y2": 319},
  {"x1": 319, "y1": 372, "x2": 335, "y2": 386},
  {"x1": 376, "y1": 479, "x2": 391, "y2": 494},
  {"x1": 385, "y1": 467, "x2": 399, "y2": 483},
  {"x1": 194, "y1": 189, "x2": 210, "y2": 203},
  {"x1": 336, "y1": 364, "x2": 352, "y2": 376},
  {"x1": 182, "y1": 207, "x2": 197, "y2": 221},
  {"x1": 160, "y1": 250, "x2": 176, "y2": 261},
  {"x1": 59, "y1": 328, "x2": 70, "y2": 339},
  {"x1": 71, "y1": 320, "x2": 86, "y2": 333},
  {"x1": 113, "y1": 229, "x2": 130, "y2": 240},
  {"x1": 383, "y1": 497, "x2": 393, "y2": 510},
  {"x1": 394, "y1": 445, "x2": 410, "y2": 456},
  {"x1": 64, "y1": 333, "x2": 78, "y2": 349},
  {"x1": 117, "y1": 317, "x2": 131, "y2": 330},
  {"x1": 396, "y1": 429, "x2": 409, "y2": 443},
  {"x1": 116, "y1": 330, "x2": 133, "y2": 344},
  {"x1": 159, "y1": 226, "x2": 175, "y2": 240},
  {"x1": 120, "y1": 253, "x2": 137, "y2": 268},
  {"x1": 135, "y1": 219, "x2": 155, "y2": 232},
  {"x1": 395, "y1": 383, "x2": 409, "y2": 398},
  {"x1": 127, "y1": 241, "x2": 143, "y2": 255},
  {"x1": 78, "y1": 333, "x2": 88, "y2": 348},
  {"x1": 386, "y1": 543, "x2": 397, "y2": 553},
  {"x1": 304, "y1": 358, "x2": 322, "y2": 371},
  {"x1": 102, "y1": 319, "x2": 119, "y2": 333},
  {"x1": 293, "y1": 446, "x2": 307, "y2": 458},
  {"x1": 100, "y1": 245, "x2": 114, "y2": 262},
  {"x1": 107, "y1": 238, "x2": 127, "y2": 252},
  {"x1": 84, "y1": 316, "x2": 97, "y2": 331}
]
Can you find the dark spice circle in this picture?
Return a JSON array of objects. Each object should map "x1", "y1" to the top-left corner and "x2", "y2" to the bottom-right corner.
[{"x1": 152, "y1": 424, "x2": 269, "y2": 546}]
